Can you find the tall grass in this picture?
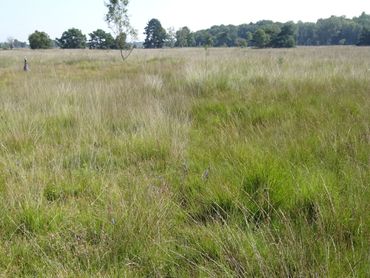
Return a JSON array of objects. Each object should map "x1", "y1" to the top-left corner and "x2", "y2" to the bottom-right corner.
[{"x1": 0, "y1": 47, "x2": 369, "y2": 276}]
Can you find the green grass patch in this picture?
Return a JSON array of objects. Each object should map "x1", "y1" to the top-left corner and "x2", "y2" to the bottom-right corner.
[{"x1": 0, "y1": 47, "x2": 368, "y2": 276}]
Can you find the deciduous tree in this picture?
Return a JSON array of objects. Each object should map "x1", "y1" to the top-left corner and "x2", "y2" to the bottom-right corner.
[
  {"x1": 7, "y1": 37, "x2": 14, "y2": 50},
  {"x1": 28, "y1": 31, "x2": 53, "y2": 49},
  {"x1": 272, "y1": 22, "x2": 297, "y2": 48},
  {"x1": 175, "y1": 27, "x2": 194, "y2": 47},
  {"x1": 88, "y1": 29, "x2": 115, "y2": 49},
  {"x1": 253, "y1": 29, "x2": 269, "y2": 48},
  {"x1": 357, "y1": 27, "x2": 370, "y2": 45},
  {"x1": 164, "y1": 27, "x2": 176, "y2": 48},
  {"x1": 105, "y1": 0, "x2": 137, "y2": 61},
  {"x1": 57, "y1": 28, "x2": 86, "y2": 49}
]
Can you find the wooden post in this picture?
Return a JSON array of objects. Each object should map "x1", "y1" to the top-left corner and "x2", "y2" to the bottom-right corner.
[{"x1": 24, "y1": 58, "x2": 29, "y2": 71}]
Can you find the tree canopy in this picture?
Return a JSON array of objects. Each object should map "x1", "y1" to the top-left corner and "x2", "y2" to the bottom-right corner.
[
  {"x1": 175, "y1": 27, "x2": 195, "y2": 47},
  {"x1": 357, "y1": 27, "x2": 370, "y2": 45},
  {"x1": 272, "y1": 22, "x2": 297, "y2": 48},
  {"x1": 56, "y1": 28, "x2": 86, "y2": 49},
  {"x1": 8, "y1": 11, "x2": 370, "y2": 51},
  {"x1": 253, "y1": 29, "x2": 269, "y2": 48},
  {"x1": 105, "y1": 0, "x2": 137, "y2": 61},
  {"x1": 144, "y1": 19, "x2": 167, "y2": 49},
  {"x1": 88, "y1": 29, "x2": 116, "y2": 49},
  {"x1": 28, "y1": 31, "x2": 53, "y2": 49},
  {"x1": 188, "y1": 12, "x2": 370, "y2": 48}
]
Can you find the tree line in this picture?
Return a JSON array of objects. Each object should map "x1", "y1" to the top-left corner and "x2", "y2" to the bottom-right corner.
[
  {"x1": 24, "y1": 29, "x2": 125, "y2": 50},
  {"x1": 2, "y1": 12, "x2": 370, "y2": 50},
  {"x1": 146, "y1": 13, "x2": 370, "y2": 48},
  {"x1": 190, "y1": 12, "x2": 370, "y2": 47}
]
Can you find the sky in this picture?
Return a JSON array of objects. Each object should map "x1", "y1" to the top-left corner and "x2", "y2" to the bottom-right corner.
[{"x1": 0, "y1": 0, "x2": 368, "y2": 42}]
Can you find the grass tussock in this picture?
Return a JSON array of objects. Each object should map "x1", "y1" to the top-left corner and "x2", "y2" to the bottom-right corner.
[{"x1": 0, "y1": 47, "x2": 369, "y2": 276}]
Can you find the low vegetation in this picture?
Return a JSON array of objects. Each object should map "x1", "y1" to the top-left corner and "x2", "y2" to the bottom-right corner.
[{"x1": 0, "y1": 47, "x2": 369, "y2": 276}]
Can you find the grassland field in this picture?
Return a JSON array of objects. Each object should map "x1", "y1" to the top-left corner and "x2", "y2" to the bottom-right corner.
[{"x1": 0, "y1": 46, "x2": 369, "y2": 277}]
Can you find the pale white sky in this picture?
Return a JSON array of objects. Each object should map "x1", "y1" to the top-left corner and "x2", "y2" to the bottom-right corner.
[{"x1": 0, "y1": 0, "x2": 368, "y2": 42}]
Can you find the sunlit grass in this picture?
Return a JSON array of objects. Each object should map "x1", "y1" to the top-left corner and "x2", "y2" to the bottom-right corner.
[{"x1": 0, "y1": 46, "x2": 369, "y2": 276}]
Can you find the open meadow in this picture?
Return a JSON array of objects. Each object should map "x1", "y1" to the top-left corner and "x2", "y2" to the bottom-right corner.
[{"x1": 0, "y1": 47, "x2": 369, "y2": 276}]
